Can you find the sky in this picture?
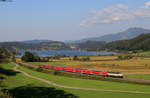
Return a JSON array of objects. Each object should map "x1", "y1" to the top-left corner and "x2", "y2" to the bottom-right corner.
[{"x1": 1, "y1": 0, "x2": 150, "y2": 42}]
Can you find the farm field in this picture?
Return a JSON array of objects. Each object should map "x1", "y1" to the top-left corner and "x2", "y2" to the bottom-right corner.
[
  {"x1": 28, "y1": 56, "x2": 150, "y2": 75},
  {"x1": 1, "y1": 63, "x2": 150, "y2": 98},
  {"x1": 126, "y1": 74, "x2": 150, "y2": 80},
  {"x1": 137, "y1": 51, "x2": 150, "y2": 57}
]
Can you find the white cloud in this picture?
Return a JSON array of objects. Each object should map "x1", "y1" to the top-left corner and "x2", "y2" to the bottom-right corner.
[
  {"x1": 80, "y1": 1, "x2": 150, "y2": 27},
  {"x1": 116, "y1": 4, "x2": 128, "y2": 9},
  {"x1": 142, "y1": 1, "x2": 150, "y2": 8}
]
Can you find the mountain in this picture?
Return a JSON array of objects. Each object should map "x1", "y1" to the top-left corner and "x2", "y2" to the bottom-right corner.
[
  {"x1": 0, "y1": 41, "x2": 70, "y2": 50},
  {"x1": 67, "y1": 27, "x2": 150, "y2": 43},
  {"x1": 75, "y1": 41, "x2": 106, "y2": 50},
  {"x1": 105, "y1": 33, "x2": 150, "y2": 51},
  {"x1": 23, "y1": 40, "x2": 53, "y2": 43}
]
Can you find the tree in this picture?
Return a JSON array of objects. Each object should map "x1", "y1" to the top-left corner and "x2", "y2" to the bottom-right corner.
[
  {"x1": 0, "y1": 48, "x2": 11, "y2": 62},
  {"x1": 21, "y1": 51, "x2": 40, "y2": 62},
  {"x1": 0, "y1": 48, "x2": 11, "y2": 59},
  {"x1": 11, "y1": 55, "x2": 16, "y2": 62}
]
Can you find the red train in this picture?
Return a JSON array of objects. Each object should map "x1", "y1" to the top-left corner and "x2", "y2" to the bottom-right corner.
[{"x1": 39, "y1": 65, "x2": 123, "y2": 78}]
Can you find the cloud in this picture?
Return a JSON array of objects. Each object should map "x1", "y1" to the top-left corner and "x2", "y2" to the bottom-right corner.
[
  {"x1": 80, "y1": 1, "x2": 150, "y2": 27},
  {"x1": 142, "y1": 1, "x2": 150, "y2": 8},
  {"x1": 116, "y1": 4, "x2": 128, "y2": 9}
]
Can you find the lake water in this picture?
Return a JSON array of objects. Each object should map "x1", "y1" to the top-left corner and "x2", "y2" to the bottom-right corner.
[{"x1": 20, "y1": 50, "x2": 116, "y2": 57}]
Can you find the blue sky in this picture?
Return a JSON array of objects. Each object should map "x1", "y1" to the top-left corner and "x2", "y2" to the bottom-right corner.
[{"x1": 0, "y1": 0, "x2": 150, "y2": 41}]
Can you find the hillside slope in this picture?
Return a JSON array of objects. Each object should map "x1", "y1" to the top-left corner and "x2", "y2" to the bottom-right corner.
[{"x1": 106, "y1": 33, "x2": 150, "y2": 51}]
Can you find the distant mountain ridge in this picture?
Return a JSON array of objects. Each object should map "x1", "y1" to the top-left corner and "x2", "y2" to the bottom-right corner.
[
  {"x1": 67, "y1": 27, "x2": 150, "y2": 43},
  {"x1": 23, "y1": 40, "x2": 53, "y2": 43},
  {"x1": 0, "y1": 40, "x2": 70, "y2": 50}
]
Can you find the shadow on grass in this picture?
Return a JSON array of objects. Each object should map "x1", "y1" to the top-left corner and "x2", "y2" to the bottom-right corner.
[
  {"x1": 0, "y1": 76, "x2": 5, "y2": 79},
  {"x1": 9, "y1": 85, "x2": 78, "y2": 98},
  {"x1": 0, "y1": 67, "x2": 20, "y2": 76}
]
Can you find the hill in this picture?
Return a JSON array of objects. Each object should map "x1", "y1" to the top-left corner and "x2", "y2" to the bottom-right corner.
[
  {"x1": 0, "y1": 41, "x2": 70, "y2": 50},
  {"x1": 75, "y1": 41, "x2": 106, "y2": 50},
  {"x1": 23, "y1": 40, "x2": 53, "y2": 44},
  {"x1": 67, "y1": 27, "x2": 150, "y2": 43},
  {"x1": 105, "y1": 33, "x2": 150, "y2": 51}
]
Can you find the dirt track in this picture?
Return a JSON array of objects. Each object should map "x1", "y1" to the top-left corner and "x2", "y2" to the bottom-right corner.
[{"x1": 12, "y1": 63, "x2": 150, "y2": 95}]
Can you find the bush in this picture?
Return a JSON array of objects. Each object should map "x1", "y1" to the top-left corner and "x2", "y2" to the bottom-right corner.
[
  {"x1": 0, "y1": 90, "x2": 13, "y2": 98},
  {"x1": 73, "y1": 56, "x2": 79, "y2": 60},
  {"x1": 73, "y1": 56, "x2": 90, "y2": 61},
  {"x1": 81, "y1": 57, "x2": 90, "y2": 61},
  {"x1": 117, "y1": 55, "x2": 133, "y2": 60},
  {"x1": 51, "y1": 70, "x2": 59, "y2": 75},
  {"x1": 36, "y1": 67, "x2": 43, "y2": 72}
]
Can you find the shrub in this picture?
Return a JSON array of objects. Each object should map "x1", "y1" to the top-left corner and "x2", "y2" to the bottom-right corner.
[
  {"x1": 117, "y1": 55, "x2": 133, "y2": 60},
  {"x1": 73, "y1": 56, "x2": 79, "y2": 60},
  {"x1": 36, "y1": 67, "x2": 43, "y2": 72},
  {"x1": 0, "y1": 90, "x2": 13, "y2": 98},
  {"x1": 50, "y1": 70, "x2": 59, "y2": 75},
  {"x1": 81, "y1": 57, "x2": 90, "y2": 61}
]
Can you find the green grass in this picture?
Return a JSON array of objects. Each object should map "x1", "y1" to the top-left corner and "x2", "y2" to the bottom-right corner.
[
  {"x1": 141, "y1": 51, "x2": 150, "y2": 54},
  {"x1": 138, "y1": 51, "x2": 150, "y2": 57},
  {"x1": 1, "y1": 63, "x2": 150, "y2": 98},
  {"x1": 0, "y1": 63, "x2": 15, "y2": 69},
  {"x1": 0, "y1": 63, "x2": 50, "y2": 89},
  {"x1": 19, "y1": 65, "x2": 150, "y2": 92},
  {"x1": 3, "y1": 73, "x2": 50, "y2": 89},
  {"x1": 126, "y1": 74, "x2": 150, "y2": 80}
]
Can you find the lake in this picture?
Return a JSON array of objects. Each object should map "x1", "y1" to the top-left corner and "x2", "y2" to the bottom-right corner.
[{"x1": 20, "y1": 50, "x2": 116, "y2": 57}]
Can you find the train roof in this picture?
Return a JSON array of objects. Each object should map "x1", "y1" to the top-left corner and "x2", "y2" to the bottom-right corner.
[
  {"x1": 40, "y1": 65, "x2": 122, "y2": 73},
  {"x1": 91, "y1": 70, "x2": 105, "y2": 72}
]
